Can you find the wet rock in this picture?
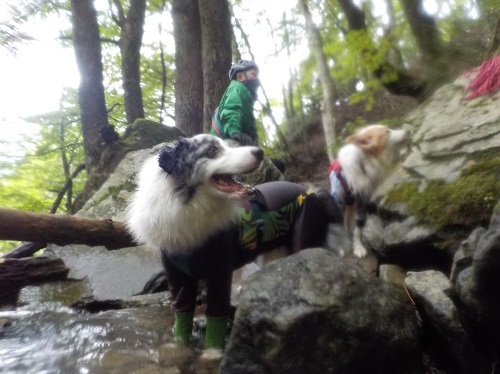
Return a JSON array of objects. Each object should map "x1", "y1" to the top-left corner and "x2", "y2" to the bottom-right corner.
[
  {"x1": 72, "y1": 291, "x2": 170, "y2": 313},
  {"x1": 405, "y1": 270, "x2": 488, "y2": 373},
  {"x1": 379, "y1": 264, "x2": 407, "y2": 286},
  {"x1": 384, "y1": 217, "x2": 437, "y2": 248},
  {"x1": 469, "y1": 206, "x2": 500, "y2": 302},
  {"x1": 221, "y1": 248, "x2": 422, "y2": 374},
  {"x1": 139, "y1": 270, "x2": 169, "y2": 294},
  {"x1": 342, "y1": 251, "x2": 379, "y2": 276},
  {"x1": 158, "y1": 343, "x2": 196, "y2": 370},
  {"x1": 18, "y1": 278, "x2": 93, "y2": 306},
  {"x1": 455, "y1": 204, "x2": 500, "y2": 355},
  {"x1": 381, "y1": 217, "x2": 451, "y2": 271},
  {"x1": 379, "y1": 218, "x2": 451, "y2": 273},
  {"x1": 362, "y1": 214, "x2": 385, "y2": 253},
  {"x1": 0, "y1": 317, "x2": 13, "y2": 328},
  {"x1": 450, "y1": 227, "x2": 485, "y2": 284},
  {"x1": 46, "y1": 244, "x2": 164, "y2": 300}
]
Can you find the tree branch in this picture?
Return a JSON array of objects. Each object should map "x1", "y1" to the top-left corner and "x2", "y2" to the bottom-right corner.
[
  {"x1": 2, "y1": 242, "x2": 47, "y2": 259},
  {"x1": 50, "y1": 163, "x2": 86, "y2": 214}
]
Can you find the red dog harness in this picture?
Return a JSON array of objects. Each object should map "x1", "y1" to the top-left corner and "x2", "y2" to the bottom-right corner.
[{"x1": 328, "y1": 160, "x2": 355, "y2": 206}]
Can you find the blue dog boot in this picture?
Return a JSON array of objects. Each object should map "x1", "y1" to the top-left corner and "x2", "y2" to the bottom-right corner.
[{"x1": 174, "y1": 312, "x2": 194, "y2": 345}]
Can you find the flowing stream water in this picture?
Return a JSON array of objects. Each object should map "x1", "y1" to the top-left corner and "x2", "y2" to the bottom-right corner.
[{"x1": 0, "y1": 303, "x2": 214, "y2": 374}]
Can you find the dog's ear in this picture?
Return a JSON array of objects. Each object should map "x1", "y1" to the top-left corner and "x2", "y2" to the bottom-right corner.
[
  {"x1": 158, "y1": 138, "x2": 188, "y2": 174},
  {"x1": 346, "y1": 133, "x2": 379, "y2": 154}
]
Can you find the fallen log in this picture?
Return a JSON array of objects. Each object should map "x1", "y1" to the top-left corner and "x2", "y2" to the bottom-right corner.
[
  {"x1": 2, "y1": 242, "x2": 47, "y2": 259},
  {"x1": 0, "y1": 208, "x2": 137, "y2": 250},
  {"x1": 0, "y1": 256, "x2": 70, "y2": 305}
]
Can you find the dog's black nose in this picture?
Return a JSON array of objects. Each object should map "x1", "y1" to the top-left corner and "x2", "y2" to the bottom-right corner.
[{"x1": 252, "y1": 148, "x2": 264, "y2": 161}]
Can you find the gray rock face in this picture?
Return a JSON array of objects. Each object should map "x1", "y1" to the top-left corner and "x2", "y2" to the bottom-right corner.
[
  {"x1": 405, "y1": 271, "x2": 488, "y2": 373},
  {"x1": 454, "y1": 205, "x2": 500, "y2": 353},
  {"x1": 46, "y1": 244, "x2": 163, "y2": 300},
  {"x1": 44, "y1": 121, "x2": 180, "y2": 300},
  {"x1": 402, "y1": 75, "x2": 500, "y2": 181},
  {"x1": 221, "y1": 248, "x2": 422, "y2": 374},
  {"x1": 450, "y1": 227, "x2": 486, "y2": 284},
  {"x1": 374, "y1": 73, "x2": 500, "y2": 268}
]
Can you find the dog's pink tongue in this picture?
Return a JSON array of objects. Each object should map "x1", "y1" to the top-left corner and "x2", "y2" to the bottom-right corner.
[{"x1": 211, "y1": 175, "x2": 253, "y2": 197}]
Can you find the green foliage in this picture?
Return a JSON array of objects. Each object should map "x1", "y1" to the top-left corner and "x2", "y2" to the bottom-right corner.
[
  {"x1": 323, "y1": 28, "x2": 396, "y2": 109},
  {"x1": 284, "y1": 0, "x2": 492, "y2": 125},
  {"x1": 0, "y1": 88, "x2": 86, "y2": 253},
  {"x1": 0, "y1": 88, "x2": 86, "y2": 214},
  {"x1": 0, "y1": 158, "x2": 54, "y2": 212},
  {"x1": 140, "y1": 46, "x2": 176, "y2": 123}
]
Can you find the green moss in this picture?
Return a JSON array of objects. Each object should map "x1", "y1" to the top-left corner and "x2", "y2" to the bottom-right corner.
[
  {"x1": 387, "y1": 157, "x2": 500, "y2": 228},
  {"x1": 85, "y1": 176, "x2": 138, "y2": 210},
  {"x1": 105, "y1": 178, "x2": 137, "y2": 201},
  {"x1": 121, "y1": 119, "x2": 183, "y2": 152}
]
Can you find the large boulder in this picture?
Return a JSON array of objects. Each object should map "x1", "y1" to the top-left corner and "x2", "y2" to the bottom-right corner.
[
  {"x1": 45, "y1": 120, "x2": 182, "y2": 300},
  {"x1": 453, "y1": 203, "x2": 500, "y2": 355},
  {"x1": 221, "y1": 248, "x2": 422, "y2": 374},
  {"x1": 405, "y1": 270, "x2": 489, "y2": 373},
  {"x1": 373, "y1": 73, "x2": 500, "y2": 268},
  {"x1": 73, "y1": 119, "x2": 184, "y2": 212}
]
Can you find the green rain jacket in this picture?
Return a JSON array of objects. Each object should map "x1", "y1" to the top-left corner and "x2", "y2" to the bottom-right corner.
[{"x1": 210, "y1": 80, "x2": 258, "y2": 144}]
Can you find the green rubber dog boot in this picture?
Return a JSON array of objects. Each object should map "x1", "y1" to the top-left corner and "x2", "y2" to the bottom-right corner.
[
  {"x1": 204, "y1": 316, "x2": 228, "y2": 349},
  {"x1": 174, "y1": 312, "x2": 194, "y2": 345}
]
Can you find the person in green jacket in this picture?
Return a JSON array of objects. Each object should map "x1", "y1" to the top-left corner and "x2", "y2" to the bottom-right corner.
[{"x1": 210, "y1": 60, "x2": 261, "y2": 146}]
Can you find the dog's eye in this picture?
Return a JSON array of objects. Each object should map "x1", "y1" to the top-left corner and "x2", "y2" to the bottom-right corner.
[{"x1": 205, "y1": 145, "x2": 219, "y2": 159}]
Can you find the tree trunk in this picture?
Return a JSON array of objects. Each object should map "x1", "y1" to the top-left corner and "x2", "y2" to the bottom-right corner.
[
  {"x1": 198, "y1": 0, "x2": 232, "y2": 133},
  {"x1": 70, "y1": 0, "x2": 113, "y2": 172},
  {"x1": 338, "y1": 0, "x2": 366, "y2": 30},
  {"x1": 337, "y1": 0, "x2": 428, "y2": 100},
  {"x1": 399, "y1": 0, "x2": 447, "y2": 88},
  {"x1": 172, "y1": 0, "x2": 204, "y2": 136},
  {"x1": 298, "y1": 0, "x2": 337, "y2": 162},
  {"x1": 0, "y1": 208, "x2": 136, "y2": 250},
  {"x1": 113, "y1": 0, "x2": 146, "y2": 124},
  {"x1": 0, "y1": 257, "x2": 69, "y2": 305},
  {"x1": 399, "y1": 0, "x2": 442, "y2": 62}
]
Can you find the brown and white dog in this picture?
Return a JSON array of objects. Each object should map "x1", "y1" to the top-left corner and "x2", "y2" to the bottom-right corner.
[{"x1": 328, "y1": 124, "x2": 408, "y2": 257}]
